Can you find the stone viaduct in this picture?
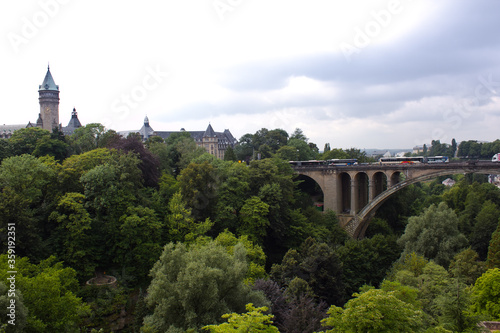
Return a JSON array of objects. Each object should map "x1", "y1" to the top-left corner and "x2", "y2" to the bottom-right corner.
[{"x1": 292, "y1": 161, "x2": 500, "y2": 238}]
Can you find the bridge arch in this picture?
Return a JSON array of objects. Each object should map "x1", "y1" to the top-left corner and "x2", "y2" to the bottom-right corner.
[
  {"x1": 347, "y1": 168, "x2": 500, "y2": 238},
  {"x1": 294, "y1": 174, "x2": 325, "y2": 208},
  {"x1": 339, "y1": 172, "x2": 351, "y2": 213},
  {"x1": 371, "y1": 171, "x2": 387, "y2": 199}
]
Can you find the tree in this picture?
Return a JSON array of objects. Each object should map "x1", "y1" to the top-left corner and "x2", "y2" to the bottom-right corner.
[
  {"x1": 32, "y1": 129, "x2": 70, "y2": 162},
  {"x1": 0, "y1": 255, "x2": 90, "y2": 332},
  {"x1": 487, "y1": 221, "x2": 500, "y2": 269},
  {"x1": 214, "y1": 162, "x2": 250, "y2": 233},
  {"x1": 0, "y1": 282, "x2": 28, "y2": 332},
  {"x1": 178, "y1": 161, "x2": 219, "y2": 221},
  {"x1": 470, "y1": 268, "x2": 500, "y2": 320},
  {"x1": 321, "y1": 288, "x2": 424, "y2": 333},
  {"x1": 289, "y1": 128, "x2": 307, "y2": 142},
  {"x1": 434, "y1": 279, "x2": 478, "y2": 332},
  {"x1": 166, "y1": 191, "x2": 213, "y2": 243},
  {"x1": 223, "y1": 146, "x2": 237, "y2": 161},
  {"x1": 238, "y1": 196, "x2": 270, "y2": 245},
  {"x1": 115, "y1": 205, "x2": 164, "y2": 283},
  {"x1": 337, "y1": 235, "x2": 401, "y2": 297},
  {"x1": 398, "y1": 202, "x2": 468, "y2": 267},
  {"x1": 59, "y1": 148, "x2": 115, "y2": 192},
  {"x1": 8, "y1": 127, "x2": 51, "y2": 156},
  {"x1": 448, "y1": 248, "x2": 486, "y2": 285},
  {"x1": 69, "y1": 123, "x2": 111, "y2": 154},
  {"x1": 49, "y1": 192, "x2": 95, "y2": 280},
  {"x1": 450, "y1": 138, "x2": 457, "y2": 157},
  {"x1": 143, "y1": 242, "x2": 268, "y2": 332},
  {"x1": 287, "y1": 138, "x2": 315, "y2": 161},
  {"x1": 214, "y1": 231, "x2": 267, "y2": 283},
  {"x1": 0, "y1": 154, "x2": 58, "y2": 259},
  {"x1": 275, "y1": 145, "x2": 299, "y2": 161},
  {"x1": 322, "y1": 148, "x2": 349, "y2": 160},
  {"x1": 203, "y1": 304, "x2": 279, "y2": 333},
  {"x1": 106, "y1": 135, "x2": 160, "y2": 187},
  {"x1": 470, "y1": 200, "x2": 500, "y2": 260},
  {"x1": 270, "y1": 238, "x2": 345, "y2": 306}
]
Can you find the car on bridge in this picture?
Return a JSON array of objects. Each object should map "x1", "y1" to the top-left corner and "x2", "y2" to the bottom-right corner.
[{"x1": 492, "y1": 153, "x2": 500, "y2": 162}]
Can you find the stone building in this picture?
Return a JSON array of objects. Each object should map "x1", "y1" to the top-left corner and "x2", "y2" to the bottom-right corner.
[
  {"x1": 1, "y1": 66, "x2": 83, "y2": 138},
  {"x1": 129, "y1": 117, "x2": 238, "y2": 160},
  {"x1": 38, "y1": 65, "x2": 60, "y2": 131}
]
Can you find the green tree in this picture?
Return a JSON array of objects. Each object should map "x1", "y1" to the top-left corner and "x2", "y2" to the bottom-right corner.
[
  {"x1": 322, "y1": 288, "x2": 424, "y2": 333},
  {"x1": 287, "y1": 138, "x2": 315, "y2": 161},
  {"x1": 8, "y1": 127, "x2": 51, "y2": 156},
  {"x1": 0, "y1": 154, "x2": 58, "y2": 259},
  {"x1": 214, "y1": 162, "x2": 250, "y2": 233},
  {"x1": 224, "y1": 146, "x2": 237, "y2": 161},
  {"x1": 214, "y1": 230, "x2": 267, "y2": 283},
  {"x1": 59, "y1": 148, "x2": 115, "y2": 192},
  {"x1": 0, "y1": 282, "x2": 28, "y2": 332},
  {"x1": 234, "y1": 133, "x2": 254, "y2": 163},
  {"x1": 271, "y1": 238, "x2": 345, "y2": 306},
  {"x1": 178, "y1": 161, "x2": 219, "y2": 221},
  {"x1": 69, "y1": 123, "x2": 110, "y2": 154},
  {"x1": 487, "y1": 221, "x2": 500, "y2": 269},
  {"x1": 289, "y1": 128, "x2": 307, "y2": 142},
  {"x1": 470, "y1": 200, "x2": 500, "y2": 260},
  {"x1": 166, "y1": 191, "x2": 214, "y2": 243},
  {"x1": 238, "y1": 196, "x2": 270, "y2": 245},
  {"x1": 275, "y1": 145, "x2": 299, "y2": 161},
  {"x1": 322, "y1": 148, "x2": 349, "y2": 160},
  {"x1": 398, "y1": 202, "x2": 468, "y2": 267},
  {"x1": 116, "y1": 205, "x2": 164, "y2": 283},
  {"x1": 434, "y1": 279, "x2": 478, "y2": 332},
  {"x1": 203, "y1": 304, "x2": 279, "y2": 333},
  {"x1": 143, "y1": 242, "x2": 268, "y2": 332},
  {"x1": 32, "y1": 129, "x2": 70, "y2": 162},
  {"x1": 0, "y1": 255, "x2": 90, "y2": 332},
  {"x1": 337, "y1": 235, "x2": 401, "y2": 297},
  {"x1": 448, "y1": 248, "x2": 486, "y2": 285},
  {"x1": 49, "y1": 192, "x2": 95, "y2": 280},
  {"x1": 470, "y1": 268, "x2": 500, "y2": 320}
]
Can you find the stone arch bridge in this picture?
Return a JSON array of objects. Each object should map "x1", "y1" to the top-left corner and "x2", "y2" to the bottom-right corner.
[{"x1": 292, "y1": 161, "x2": 500, "y2": 238}]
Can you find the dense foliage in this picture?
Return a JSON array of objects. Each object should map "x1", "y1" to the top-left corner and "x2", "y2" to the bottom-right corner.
[{"x1": 0, "y1": 125, "x2": 499, "y2": 332}]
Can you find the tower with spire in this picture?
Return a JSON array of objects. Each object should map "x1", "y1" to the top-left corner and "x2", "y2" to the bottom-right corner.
[{"x1": 38, "y1": 65, "x2": 60, "y2": 131}]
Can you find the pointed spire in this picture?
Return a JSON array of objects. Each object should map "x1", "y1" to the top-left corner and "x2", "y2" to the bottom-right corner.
[
  {"x1": 36, "y1": 113, "x2": 43, "y2": 127},
  {"x1": 67, "y1": 108, "x2": 82, "y2": 129},
  {"x1": 204, "y1": 123, "x2": 216, "y2": 137},
  {"x1": 39, "y1": 65, "x2": 59, "y2": 91},
  {"x1": 144, "y1": 115, "x2": 149, "y2": 125}
]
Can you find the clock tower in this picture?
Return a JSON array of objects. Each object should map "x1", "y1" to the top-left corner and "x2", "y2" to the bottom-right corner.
[{"x1": 38, "y1": 65, "x2": 60, "y2": 131}]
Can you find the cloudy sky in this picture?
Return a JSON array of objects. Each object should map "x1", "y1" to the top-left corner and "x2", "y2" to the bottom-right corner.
[{"x1": 2, "y1": 0, "x2": 500, "y2": 149}]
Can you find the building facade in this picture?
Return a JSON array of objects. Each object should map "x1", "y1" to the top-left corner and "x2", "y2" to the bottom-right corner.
[{"x1": 131, "y1": 117, "x2": 238, "y2": 160}]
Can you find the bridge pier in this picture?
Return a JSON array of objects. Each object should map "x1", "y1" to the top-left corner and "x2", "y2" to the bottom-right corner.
[{"x1": 350, "y1": 179, "x2": 357, "y2": 214}]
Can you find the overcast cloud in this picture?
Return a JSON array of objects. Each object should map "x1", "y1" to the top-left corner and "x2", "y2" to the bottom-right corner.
[{"x1": 1, "y1": 0, "x2": 499, "y2": 149}]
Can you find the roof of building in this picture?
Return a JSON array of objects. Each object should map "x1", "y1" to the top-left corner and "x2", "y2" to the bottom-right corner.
[
  {"x1": 63, "y1": 108, "x2": 82, "y2": 135},
  {"x1": 39, "y1": 66, "x2": 59, "y2": 91},
  {"x1": 203, "y1": 123, "x2": 216, "y2": 137},
  {"x1": 139, "y1": 116, "x2": 155, "y2": 140},
  {"x1": 0, "y1": 124, "x2": 27, "y2": 133}
]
